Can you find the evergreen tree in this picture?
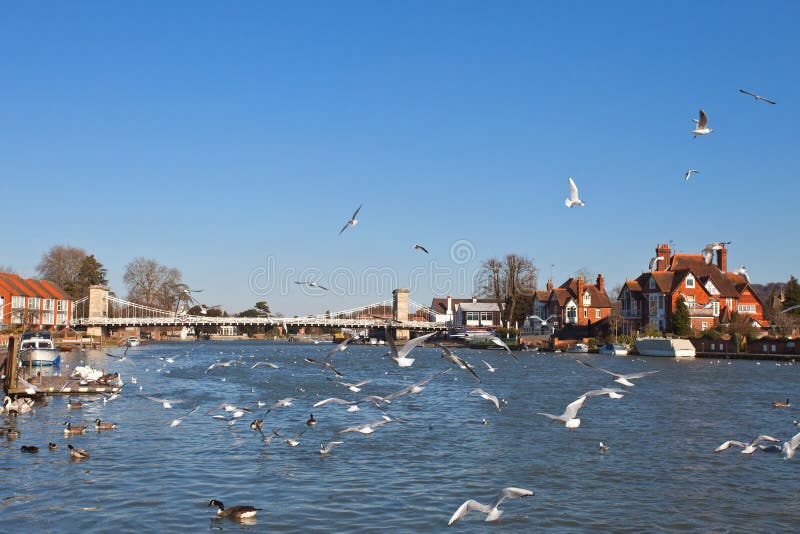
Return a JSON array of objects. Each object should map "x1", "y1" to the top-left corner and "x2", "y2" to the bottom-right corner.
[
  {"x1": 784, "y1": 276, "x2": 800, "y2": 316},
  {"x1": 672, "y1": 296, "x2": 691, "y2": 336},
  {"x1": 74, "y1": 255, "x2": 108, "y2": 298},
  {"x1": 254, "y1": 301, "x2": 271, "y2": 315}
]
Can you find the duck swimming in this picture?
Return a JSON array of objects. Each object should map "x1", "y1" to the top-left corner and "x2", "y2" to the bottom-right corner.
[
  {"x1": 774, "y1": 398, "x2": 791, "y2": 408},
  {"x1": 306, "y1": 414, "x2": 317, "y2": 427},
  {"x1": 68, "y1": 444, "x2": 89, "y2": 459},
  {"x1": 207, "y1": 499, "x2": 261, "y2": 520},
  {"x1": 20, "y1": 445, "x2": 39, "y2": 453}
]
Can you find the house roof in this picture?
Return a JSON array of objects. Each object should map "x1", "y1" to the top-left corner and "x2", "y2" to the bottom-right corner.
[
  {"x1": 533, "y1": 290, "x2": 550, "y2": 303},
  {"x1": 550, "y1": 288, "x2": 573, "y2": 307},
  {"x1": 456, "y1": 302, "x2": 501, "y2": 312},
  {"x1": 0, "y1": 273, "x2": 72, "y2": 301},
  {"x1": 430, "y1": 297, "x2": 498, "y2": 314}
]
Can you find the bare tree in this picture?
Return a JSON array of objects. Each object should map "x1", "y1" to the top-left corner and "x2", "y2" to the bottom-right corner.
[
  {"x1": 123, "y1": 257, "x2": 183, "y2": 309},
  {"x1": 479, "y1": 254, "x2": 537, "y2": 325},
  {"x1": 573, "y1": 266, "x2": 596, "y2": 282},
  {"x1": 0, "y1": 264, "x2": 16, "y2": 273},
  {"x1": 36, "y1": 245, "x2": 88, "y2": 296}
]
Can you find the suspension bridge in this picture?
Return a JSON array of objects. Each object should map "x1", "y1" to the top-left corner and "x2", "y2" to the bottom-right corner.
[{"x1": 70, "y1": 286, "x2": 446, "y2": 334}]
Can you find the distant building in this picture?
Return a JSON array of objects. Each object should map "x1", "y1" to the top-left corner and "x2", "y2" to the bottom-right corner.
[
  {"x1": 529, "y1": 274, "x2": 612, "y2": 334},
  {"x1": 430, "y1": 296, "x2": 503, "y2": 326},
  {"x1": 618, "y1": 243, "x2": 768, "y2": 334},
  {"x1": 0, "y1": 272, "x2": 73, "y2": 329}
]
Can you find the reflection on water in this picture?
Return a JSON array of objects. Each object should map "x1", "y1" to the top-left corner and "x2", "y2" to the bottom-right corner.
[{"x1": 2, "y1": 341, "x2": 800, "y2": 531}]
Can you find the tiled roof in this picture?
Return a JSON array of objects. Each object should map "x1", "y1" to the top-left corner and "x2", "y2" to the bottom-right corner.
[
  {"x1": 557, "y1": 278, "x2": 612, "y2": 308},
  {"x1": 430, "y1": 297, "x2": 497, "y2": 314},
  {"x1": 0, "y1": 273, "x2": 72, "y2": 301}
]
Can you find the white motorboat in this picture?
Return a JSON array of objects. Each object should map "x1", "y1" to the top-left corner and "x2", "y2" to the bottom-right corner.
[
  {"x1": 18, "y1": 331, "x2": 61, "y2": 366},
  {"x1": 599, "y1": 343, "x2": 629, "y2": 356},
  {"x1": 634, "y1": 337, "x2": 696, "y2": 358},
  {"x1": 126, "y1": 336, "x2": 140, "y2": 347},
  {"x1": 566, "y1": 343, "x2": 589, "y2": 353}
]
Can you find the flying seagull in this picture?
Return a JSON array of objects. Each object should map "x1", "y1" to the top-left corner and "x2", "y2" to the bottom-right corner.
[
  {"x1": 684, "y1": 169, "x2": 699, "y2": 181},
  {"x1": 702, "y1": 241, "x2": 731, "y2": 264},
  {"x1": 715, "y1": 435, "x2": 781, "y2": 454},
  {"x1": 649, "y1": 256, "x2": 665, "y2": 270},
  {"x1": 468, "y1": 388, "x2": 501, "y2": 411},
  {"x1": 384, "y1": 368, "x2": 451, "y2": 402},
  {"x1": 535, "y1": 394, "x2": 587, "y2": 429},
  {"x1": 319, "y1": 441, "x2": 345, "y2": 455},
  {"x1": 413, "y1": 243, "x2": 430, "y2": 254},
  {"x1": 325, "y1": 335, "x2": 357, "y2": 359},
  {"x1": 448, "y1": 487, "x2": 534, "y2": 525},
  {"x1": 436, "y1": 344, "x2": 481, "y2": 382},
  {"x1": 565, "y1": 177, "x2": 585, "y2": 208},
  {"x1": 782, "y1": 431, "x2": 800, "y2": 460},
  {"x1": 146, "y1": 396, "x2": 185, "y2": 409},
  {"x1": 739, "y1": 88, "x2": 776, "y2": 105},
  {"x1": 576, "y1": 360, "x2": 659, "y2": 387},
  {"x1": 339, "y1": 204, "x2": 363, "y2": 235},
  {"x1": 385, "y1": 328, "x2": 438, "y2": 367},
  {"x1": 294, "y1": 280, "x2": 329, "y2": 291},
  {"x1": 304, "y1": 357, "x2": 344, "y2": 377},
  {"x1": 691, "y1": 109, "x2": 713, "y2": 138},
  {"x1": 487, "y1": 335, "x2": 519, "y2": 363},
  {"x1": 336, "y1": 415, "x2": 393, "y2": 435},
  {"x1": 734, "y1": 266, "x2": 750, "y2": 283}
]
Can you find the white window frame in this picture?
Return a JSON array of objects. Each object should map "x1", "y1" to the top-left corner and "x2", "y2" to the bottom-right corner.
[
  {"x1": 583, "y1": 308, "x2": 588, "y2": 319},
  {"x1": 596, "y1": 309, "x2": 601, "y2": 319},
  {"x1": 583, "y1": 291, "x2": 591, "y2": 306},
  {"x1": 57, "y1": 300, "x2": 68, "y2": 312},
  {"x1": 737, "y1": 304, "x2": 756, "y2": 314},
  {"x1": 705, "y1": 280, "x2": 720, "y2": 295},
  {"x1": 701, "y1": 321, "x2": 708, "y2": 331},
  {"x1": 43, "y1": 298, "x2": 54, "y2": 311},
  {"x1": 685, "y1": 275, "x2": 695, "y2": 288},
  {"x1": 12, "y1": 295, "x2": 25, "y2": 308},
  {"x1": 28, "y1": 297, "x2": 40, "y2": 309},
  {"x1": 713, "y1": 301, "x2": 720, "y2": 317}
]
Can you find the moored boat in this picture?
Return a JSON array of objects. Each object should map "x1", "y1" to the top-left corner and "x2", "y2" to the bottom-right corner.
[
  {"x1": 126, "y1": 336, "x2": 140, "y2": 347},
  {"x1": 634, "y1": 337, "x2": 695, "y2": 358},
  {"x1": 599, "y1": 343, "x2": 629, "y2": 356},
  {"x1": 18, "y1": 331, "x2": 61, "y2": 366},
  {"x1": 566, "y1": 343, "x2": 589, "y2": 353}
]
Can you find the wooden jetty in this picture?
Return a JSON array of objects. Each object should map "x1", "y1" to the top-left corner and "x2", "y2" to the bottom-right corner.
[{"x1": 3, "y1": 335, "x2": 123, "y2": 397}]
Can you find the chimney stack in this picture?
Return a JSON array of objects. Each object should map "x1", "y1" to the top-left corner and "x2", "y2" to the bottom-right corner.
[
  {"x1": 577, "y1": 276, "x2": 584, "y2": 299},
  {"x1": 717, "y1": 245, "x2": 728, "y2": 272},
  {"x1": 596, "y1": 273, "x2": 605, "y2": 293},
  {"x1": 546, "y1": 279, "x2": 553, "y2": 291},
  {"x1": 656, "y1": 243, "x2": 671, "y2": 270},
  {"x1": 472, "y1": 295, "x2": 477, "y2": 304},
  {"x1": 446, "y1": 295, "x2": 452, "y2": 315}
]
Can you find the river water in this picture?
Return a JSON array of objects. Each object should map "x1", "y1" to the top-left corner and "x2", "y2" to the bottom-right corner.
[{"x1": 2, "y1": 341, "x2": 799, "y2": 532}]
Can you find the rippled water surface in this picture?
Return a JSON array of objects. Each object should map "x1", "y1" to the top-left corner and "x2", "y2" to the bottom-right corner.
[{"x1": 2, "y1": 341, "x2": 800, "y2": 532}]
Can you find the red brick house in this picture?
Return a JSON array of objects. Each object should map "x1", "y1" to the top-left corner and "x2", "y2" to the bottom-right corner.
[
  {"x1": 0, "y1": 272, "x2": 73, "y2": 329},
  {"x1": 618, "y1": 243, "x2": 767, "y2": 334},
  {"x1": 531, "y1": 274, "x2": 612, "y2": 332}
]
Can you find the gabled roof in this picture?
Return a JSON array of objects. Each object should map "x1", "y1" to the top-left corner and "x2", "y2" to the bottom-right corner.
[
  {"x1": 533, "y1": 290, "x2": 550, "y2": 303},
  {"x1": 554, "y1": 278, "x2": 612, "y2": 308},
  {"x1": 456, "y1": 302, "x2": 501, "y2": 312},
  {"x1": 550, "y1": 288, "x2": 572, "y2": 306},
  {"x1": 0, "y1": 273, "x2": 72, "y2": 301}
]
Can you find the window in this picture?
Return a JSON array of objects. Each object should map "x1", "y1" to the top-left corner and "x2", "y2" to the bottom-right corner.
[
  {"x1": 596, "y1": 309, "x2": 601, "y2": 319},
  {"x1": 726, "y1": 298, "x2": 733, "y2": 309},
  {"x1": 466, "y1": 311, "x2": 480, "y2": 322},
  {"x1": 12, "y1": 296, "x2": 25, "y2": 308},
  {"x1": 771, "y1": 344, "x2": 777, "y2": 353},
  {"x1": 711, "y1": 343, "x2": 716, "y2": 350},
  {"x1": 566, "y1": 305, "x2": 577, "y2": 322},
  {"x1": 43, "y1": 298, "x2": 54, "y2": 310},
  {"x1": 685, "y1": 275, "x2": 695, "y2": 288},
  {"x1": 649, "y1": 278, "x2": 655, "y2": 289},
  {"x1": 583, "y1": 291, "x2": 591, "y2": 306},
  {"x1": 713, "y1": 301, "x2": 720, "y2": 317},
  {"x1": 737, "y1": 304, "x2": 756, "y2": 314},
  {"x1": 42, "y1": 311, "x2": 54, "y2": 324},
  {"x1": 57, "y1": 300, "x2": 68, "y2": 312},
  {"x1": 480, "y1": 312, "x2": 493, "y2": 322},
  {"x1": 28, "y1": 297, "x2": 40, "y2": 309},
  {"x1": 701, "y1": 321, "x2": 708, "y2": 331},
  {"x1": 583, "y1": 308, "x2": 588, "y2": 319},
  {"x1": 657, "y1": 295, "x2": 665, "y2": 310}
]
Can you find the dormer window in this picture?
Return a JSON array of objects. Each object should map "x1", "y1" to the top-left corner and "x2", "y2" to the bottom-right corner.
[
  {"x1": 583, "y1": 291, "x2": 591, "y2": 306},
  {"x1": 649, "y1": 278, "x2": 656, "y2": 290},
  {"x1": 685, "y1": 275, "x2": 695, "y2": 288}
]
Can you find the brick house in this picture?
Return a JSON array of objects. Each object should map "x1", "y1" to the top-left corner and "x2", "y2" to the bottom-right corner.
[
  {"x1": 618, "y1": 243, "x2": 768, "y2": 334},
  {"x1": 0, "y1": 272, "x2": 73, "y2": 329},
  {"x1": 530, "y1": 274, "x2": 612, "y2": 333}
]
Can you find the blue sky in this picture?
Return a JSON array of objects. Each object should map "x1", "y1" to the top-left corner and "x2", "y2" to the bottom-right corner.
[{"x1": 2, "y1": 1, "x2": 797, "y2": 316}]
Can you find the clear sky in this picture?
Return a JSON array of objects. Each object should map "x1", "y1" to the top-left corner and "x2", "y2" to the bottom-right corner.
[{"x1": 2, "y1": 1, "x2": 798, "y2": 316}]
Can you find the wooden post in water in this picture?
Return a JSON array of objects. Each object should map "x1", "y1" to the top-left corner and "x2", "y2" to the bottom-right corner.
[{"x1": 5, "y1": 335, "x2": 17, "y2": 393}]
